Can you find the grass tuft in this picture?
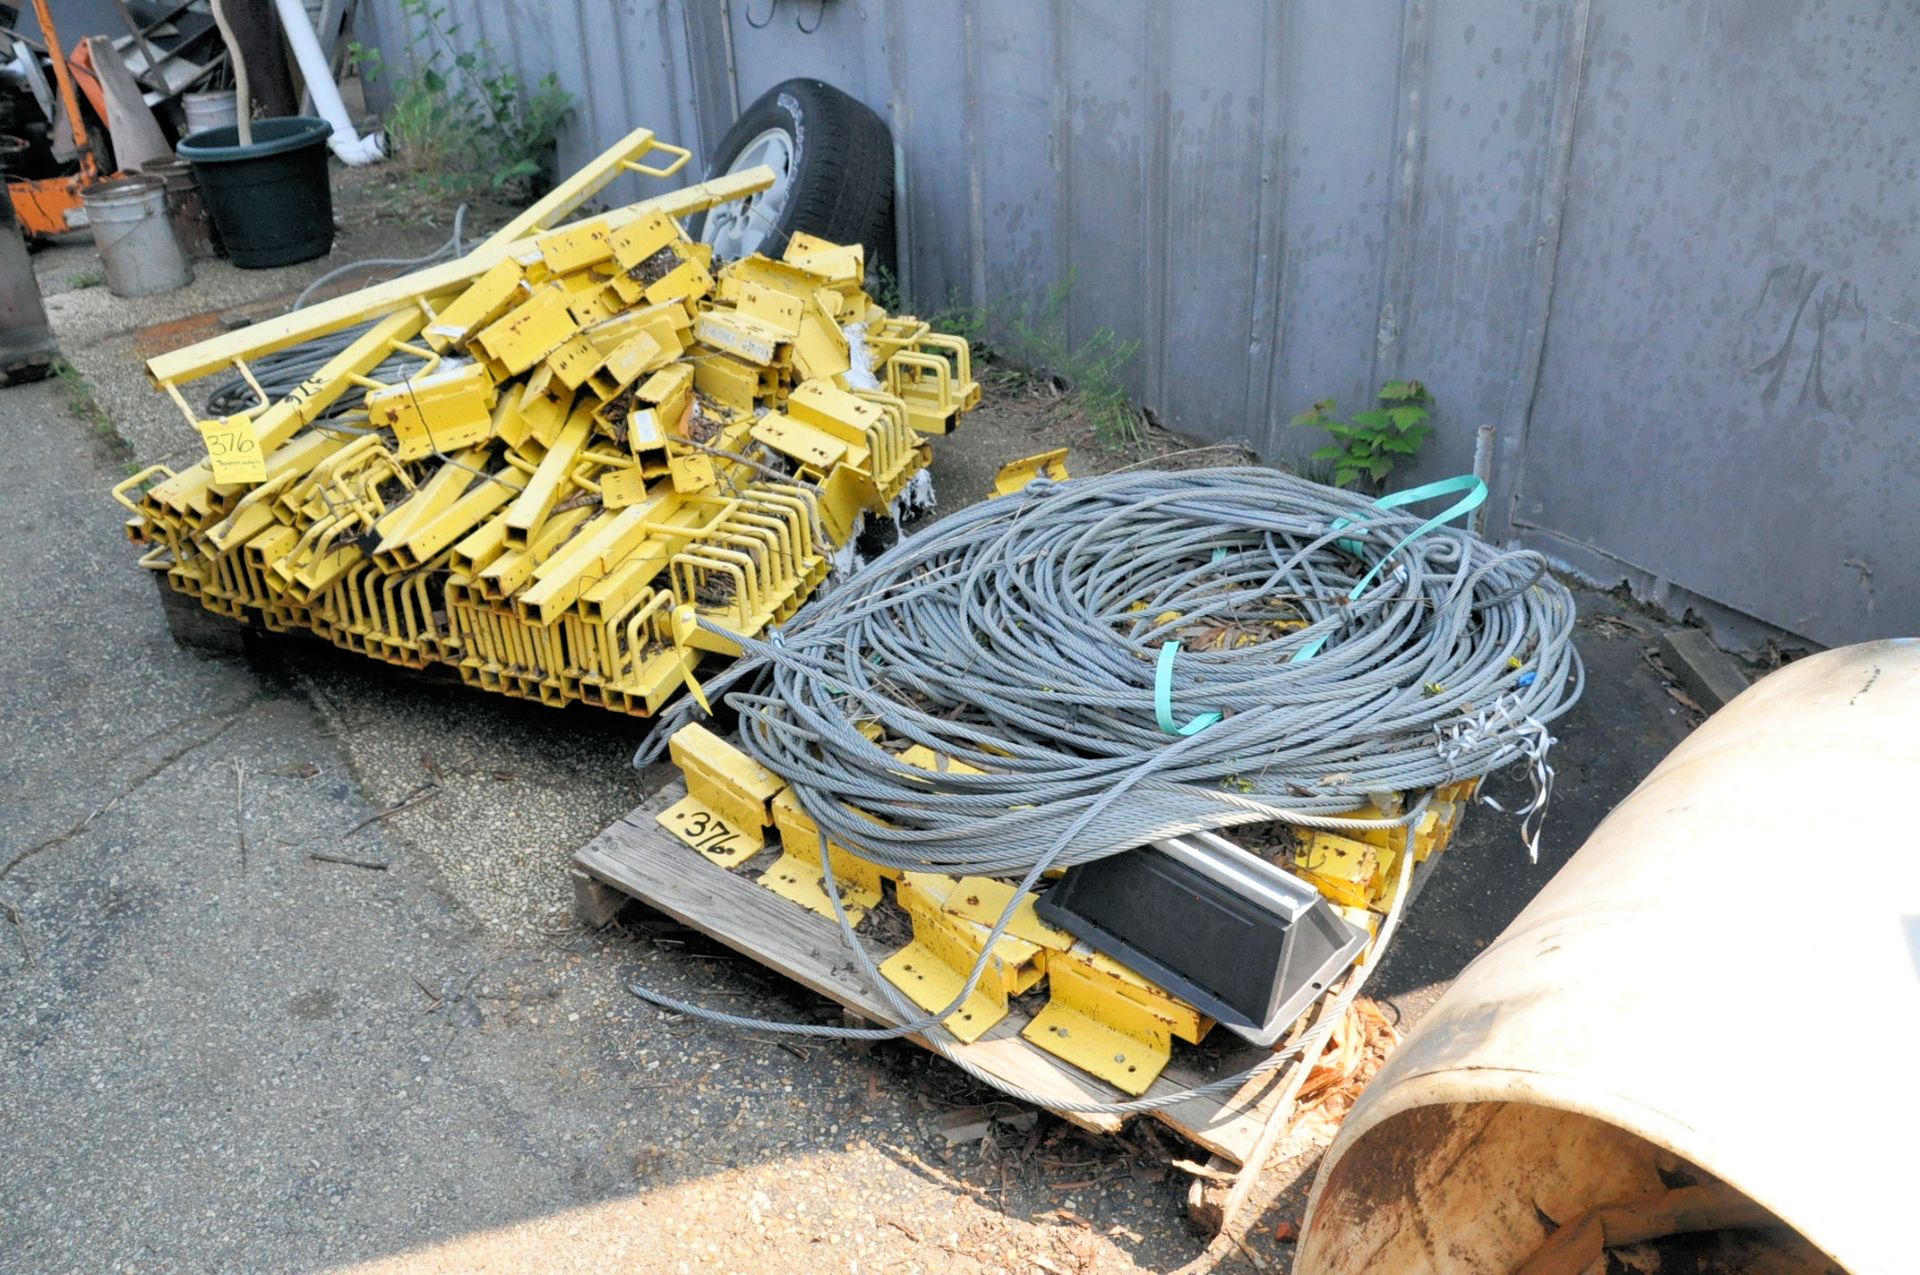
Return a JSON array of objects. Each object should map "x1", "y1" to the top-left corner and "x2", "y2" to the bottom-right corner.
[{"x1": 53, "y1": 360, "x2": 132, "y2": 459}]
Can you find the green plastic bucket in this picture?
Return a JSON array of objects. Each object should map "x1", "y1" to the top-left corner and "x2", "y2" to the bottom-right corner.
[{"x1": 177, "y1": 117, "x2": 334, "y2": 268}]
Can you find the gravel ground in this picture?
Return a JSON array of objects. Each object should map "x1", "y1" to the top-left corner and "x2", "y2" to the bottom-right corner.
[{"x1": 2, "y1": 169, "x2": 1699, "y2": 1273}]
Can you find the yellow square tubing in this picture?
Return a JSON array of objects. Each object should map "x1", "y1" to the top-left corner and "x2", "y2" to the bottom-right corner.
[
  {"x1": 147, "y1": 156, "x2": 774, "y2": 388},
  {"x1": 501, "y1": 404, "x2": 593, "y2": 550},
  {"x1": 375, "y1": 467, "x2": 526, "y2": 570},
  {"x1": 475, "y1": 506, "x2": 596, "y2": 602}
]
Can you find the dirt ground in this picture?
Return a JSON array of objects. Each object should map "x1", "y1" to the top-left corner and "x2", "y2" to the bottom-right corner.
[{"x1": 1, "y1": 167, "x2": 1705, "y2": 1274}]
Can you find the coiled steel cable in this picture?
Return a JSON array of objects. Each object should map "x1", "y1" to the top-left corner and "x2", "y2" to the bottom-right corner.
[{"x1": 629, "y1": 466, "x2": 1583, "y2": 1113}]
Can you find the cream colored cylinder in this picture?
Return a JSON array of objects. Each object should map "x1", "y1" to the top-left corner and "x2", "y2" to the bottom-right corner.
[{"x1": 1298, "y1": 640, "x2": 1920, "y2": 1274}]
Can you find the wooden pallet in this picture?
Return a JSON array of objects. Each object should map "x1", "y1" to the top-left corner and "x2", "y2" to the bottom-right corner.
[{"x1": 572, "y1": 777, "x2": 1306, "y2": 1164}]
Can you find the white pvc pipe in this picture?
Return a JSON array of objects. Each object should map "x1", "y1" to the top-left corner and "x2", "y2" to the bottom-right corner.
[
  {"x1": 1297, "y1": 639, "x2": 1920, "y2": 1274},
  {"x1": 270, "y1": 0, "x2": 383, "y2": 165}
]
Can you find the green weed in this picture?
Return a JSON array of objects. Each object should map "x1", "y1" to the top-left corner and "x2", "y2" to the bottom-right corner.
[
  {"x1": 895, "y1": 270, "x2": 1144, "y2": 450},
  {"x1": 1292, "y1": 379, "x2": 1434, "y2": 489},
  {"x1": 351, "y1": 0, "x2": 572, "y2": 202},
  {"x1": 53, "y1": 360, "x2": 130, "y2": 458},
  {"x1": 926, "y1": 293, "x2": 989, "y2": 351},
  {"x1": 868, "y1": 264, "x2": 905, "y2": 314},
  {"x1": 999, "y1": 272, "x2": 1143, "y2": 449}
]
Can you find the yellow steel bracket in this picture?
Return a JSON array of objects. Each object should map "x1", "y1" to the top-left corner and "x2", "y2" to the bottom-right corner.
[
  {"x1": 879, "y1": 872, "x2": 1045, "y2": 1044},
  {"x1": 147, "y1": 146, "x2": 772, "y2": 387},
  {"x1": 879, "y1": 332, "x2": 979, "y2": 435},
  {"x1": 367, "y1": 360, "x2": 499, "y2": 461},
  {"x1": 656, "y1": 723, "x2": 782, "y2": 866},
  {"x1": 1292, "y1": 831, "x2": 1383, "y2": 911},
  {"x1": 988, "y1": 448, "x2": 1070, "y2": 498},
  {"x1": 942, "y1": 876, "x2": 1073, "y2": 951},
  {"x1": 1023, "y1": 947, "x2": 1211, "y2": 1096},
  {"x1": 1340, "y1": 905, "x2": 1382, "y2": 965},
  {"x1": 112, "y1": 465, "x2": 176, "y2": 513},
  {"x1": 757, "y1": 786, "x2": 890, "y2": 923},
  {"x1": 1349, "y1": 803, "x2": 1458, "y2": 875}
]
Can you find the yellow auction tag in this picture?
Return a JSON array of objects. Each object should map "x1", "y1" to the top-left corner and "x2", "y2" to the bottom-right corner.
[{"x1": 198, "y1": 416, "x2": 267, "y2": 484}]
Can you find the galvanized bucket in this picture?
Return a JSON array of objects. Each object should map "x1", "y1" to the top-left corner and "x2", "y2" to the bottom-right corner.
[{"x1": 81, "y1": 176, "x2": 193, "y2": 298}]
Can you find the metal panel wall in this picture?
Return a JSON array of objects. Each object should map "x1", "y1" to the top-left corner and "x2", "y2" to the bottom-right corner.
[
  {"x1": 1507, "y1": 0, "x2": 1920, "y2": 647},
  {"x1": 354, "y1": 0, "x2": 1918, "y2": 647}
]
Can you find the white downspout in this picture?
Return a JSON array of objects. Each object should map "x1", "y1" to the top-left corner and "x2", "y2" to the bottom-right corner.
[{"x1": 270, "y1": 0, "x2": 384, "y2": 164}]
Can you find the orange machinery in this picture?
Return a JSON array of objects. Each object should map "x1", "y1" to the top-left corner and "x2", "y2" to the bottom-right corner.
[{"x1": 6, "y1": 0, "x2": 105, "y2": 239}]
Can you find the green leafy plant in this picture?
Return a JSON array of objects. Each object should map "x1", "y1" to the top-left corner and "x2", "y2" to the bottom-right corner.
[
  {"x1": 927, "y1": 292, "x2": 988, "y2": 350},
  {"x1": 867, "y1": 264, "x2": 906, "y2": 315},
  {"x1": 1293, "y1": 379, "x2": 1434, "y2": 489},
  {"x1": 351, "y1": 0, "x2": 572, "y2": 200}
]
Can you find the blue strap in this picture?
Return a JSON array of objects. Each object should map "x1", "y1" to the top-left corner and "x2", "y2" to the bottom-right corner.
[
  {"x1": 1155, "y1": 641, "x2": 1223, "y2": 735},
  {"x1": 1294, "y1": 474, "x2": 1488, "y2": 663}
]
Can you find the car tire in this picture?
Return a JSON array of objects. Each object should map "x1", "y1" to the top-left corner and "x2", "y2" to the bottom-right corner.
[{"x1": 690, "y1": 78, "x2": 895, "y2": 277}]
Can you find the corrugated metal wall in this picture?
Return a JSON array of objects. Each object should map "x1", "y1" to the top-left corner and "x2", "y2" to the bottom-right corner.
[{"x1": 357, "y1": 0, "x2": 1920, "y2": 649}]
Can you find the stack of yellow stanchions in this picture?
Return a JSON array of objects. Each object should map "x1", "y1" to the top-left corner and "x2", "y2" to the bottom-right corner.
[
  {"x1": 655, "y1": 722, "x2": 1481, "y2": 1096},
  {"x1": 114, "y1": 126, "x2": 979, "y2": 717}
]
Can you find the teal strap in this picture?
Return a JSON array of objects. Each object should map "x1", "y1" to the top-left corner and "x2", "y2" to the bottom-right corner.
[
  {"x1": 1155, "y1": 641, "x2": 1223, "y2": 735},
  {"x1": 1294, "y1": 475, "x2": 1488, "y2": 663}
]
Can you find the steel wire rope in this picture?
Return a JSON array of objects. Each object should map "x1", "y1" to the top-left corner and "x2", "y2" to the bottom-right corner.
[{"x1": 624, "y1": 467, "x2": 1582, "y2": 1114}]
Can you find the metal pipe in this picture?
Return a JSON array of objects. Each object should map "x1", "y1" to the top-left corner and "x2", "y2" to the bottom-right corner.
[
  {"x1": 270, "y1": 0, "x2": 382, "y2": 164},
  {"x1": 1470, "y1": 423, "x2": 1494, "y2": 535},
  {"x1": 717, "y1": 0, "x2": 742, "y2": 122},
  {"x1": 29, "y1": 0, "x2": 90, "y2": 153},
  {"x1": 1297, "y1": 638, "x2": 1920, "y2": 1274}
]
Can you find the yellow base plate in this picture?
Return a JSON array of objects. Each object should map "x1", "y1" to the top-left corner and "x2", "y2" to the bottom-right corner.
[
  {"x1": 757, "y1": 850, "x2": 883, "y2": 925},
  {"x1": 877, "y1": 941, "x2": 1007, "y2": 1043},
  {"x1": 1022, "y1": 1000, "x2": 1171, "y2": 1096}
]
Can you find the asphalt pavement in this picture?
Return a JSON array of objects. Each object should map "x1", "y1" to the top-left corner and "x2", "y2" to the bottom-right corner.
[{"x1": 1, "y1": 211, "x2": 1698, "y2": 1273}]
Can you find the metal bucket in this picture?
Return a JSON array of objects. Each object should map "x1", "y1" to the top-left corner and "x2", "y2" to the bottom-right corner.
[
  {"x1": 182, "y1": 90, "x2": 240, "y2": 136},
  {"x1": 1297, "y1": 639, "x2": 1920, "y2": 1274},
  {"x1": 80, "y1": 176, "x2": 193, "y2": 297},
  {"x1": 140, "y1": 157, "x2": 221, "y2": 260}
]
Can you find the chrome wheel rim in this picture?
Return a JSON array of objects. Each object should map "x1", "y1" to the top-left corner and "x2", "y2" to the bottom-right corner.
[{"x1": 700, "y1": 127, "x2": 795, "y2": 260}]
